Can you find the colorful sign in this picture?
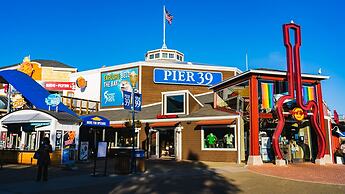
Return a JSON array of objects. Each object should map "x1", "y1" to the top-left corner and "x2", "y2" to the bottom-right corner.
[
  {"x1": 17, "y1": 56, "x2": 42, "y2": 81},
  {"x1": 81, "y1": 115, "x2": 110, "y2": 127},
  {"x1": 45, "y1": 94, "x2": 61, "y2": 107},
  {"x1": 76, "y1": 76, "x2": 87, "y2": 92},
  {"x1": 261, "y1": 82, "x2": 274, "y2": 109},
  {"x1": 64, "y1": 131, "x2": 76, "y2": 147},
  {"x1": 153, "y1": 68, "x2": 222, "y2": 86},
  {"x1": 101, "y1": 67, "x2": 139, "y2": 108},
  {"x1": 302, "y1": 85, "x2": 316, "y2": 104},
  {"x1": 292, "y1": 107, "x2": 305, "y2": 121},
  {"x1": 11, "y1": 94, "x2": 26, "y2": 109},
  {"x1": 43, "y1": 82, "x2": 75, "y2": 91}
]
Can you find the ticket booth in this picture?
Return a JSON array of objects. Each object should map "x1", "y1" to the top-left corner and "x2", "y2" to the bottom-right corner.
[{"x1": 0, "y1": 109, "x2": 81, "y2": 165}]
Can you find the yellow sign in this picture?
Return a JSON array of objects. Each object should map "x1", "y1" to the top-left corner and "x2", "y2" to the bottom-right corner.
[
  {"x1": 17, "y1": 56, "x2": 42, "y2": 80},
  {"x1": 292, "y1": 107, "x2": 304, "y2": 121},
  {"x1": 11, "y1": 94, "x2": 26, "y2": 109},
  {"x1": 76, "y1": 76, "x2": 87, "y2": 89}
]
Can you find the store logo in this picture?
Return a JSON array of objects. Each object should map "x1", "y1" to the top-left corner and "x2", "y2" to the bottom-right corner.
[
  {"x1": 292, "y1": 107, "x2": 305, "y2": 121},
  {"x1": 104, "y1": 91, "x2": 115, "y2": 104},
  {"x1": 76, "y1": 76, "x2": 87, "y2": 92},
  {"x1": 91, "y1": 117, "x2": 103, "y2": 121},
  {"x1": 11, "y1": 94, "x2": 26, "y2": 109}
]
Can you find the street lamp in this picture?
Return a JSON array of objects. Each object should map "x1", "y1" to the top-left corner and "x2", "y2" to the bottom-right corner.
[{"x1": 129, "y1": 71, "x2": 138, "y2": 173}]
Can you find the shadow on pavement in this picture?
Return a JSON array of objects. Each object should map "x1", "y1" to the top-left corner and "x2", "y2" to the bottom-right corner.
[{"x1": 109, "y1": 159, "x2": 241, "y2": 194}]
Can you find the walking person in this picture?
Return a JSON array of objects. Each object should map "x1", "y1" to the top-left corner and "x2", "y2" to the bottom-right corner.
[{"x1": 36, "y1": 137, "x2": 52, "y2": 181}]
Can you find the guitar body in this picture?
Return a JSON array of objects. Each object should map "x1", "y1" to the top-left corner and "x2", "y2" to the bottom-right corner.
[{"x1": 272, "y1": 23, "x2": 326, "y2": 160}]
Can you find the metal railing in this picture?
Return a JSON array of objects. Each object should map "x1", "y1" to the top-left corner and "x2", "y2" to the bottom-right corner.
[{"x1": 61, "y1": 96, "x2": 99, "y2": 115}]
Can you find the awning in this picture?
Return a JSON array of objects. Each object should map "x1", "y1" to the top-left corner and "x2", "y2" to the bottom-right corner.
[
  {"x1": 150, "y1": 122, "x2": 179, "y2": 128},
  {"x1": 80, "y1": 115, "x2": 110, "y2": 127},
  {"x1": 195, "y1": 119, "x2": 235, "y2": 126},
  {"x1": 2, "y1": 113, "x2": 51, "y2": 125},
  {"x1": 110, "y1": 124, "x2": 126, "y2": 128}
]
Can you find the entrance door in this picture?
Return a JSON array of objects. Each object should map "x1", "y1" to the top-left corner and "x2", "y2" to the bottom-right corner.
[
  {"x1": 158, "y1": 128, "x2": 175, "y2": 158},
  {"x1": 149, "y1": 130, "x2": 159, "y2": 158}
]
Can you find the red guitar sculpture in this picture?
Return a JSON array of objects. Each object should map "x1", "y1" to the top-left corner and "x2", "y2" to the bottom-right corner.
[{"x1": 271, "y1": 23, "x2": 326, "y2": 161}]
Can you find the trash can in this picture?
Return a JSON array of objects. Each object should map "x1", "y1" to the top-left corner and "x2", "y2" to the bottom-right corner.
[
  {"x1": 135, "y1": 150, "x2": 146, "y2": 173},
  {"x1": 114, "y1": 149, "x2": 131, "y2": 174}
]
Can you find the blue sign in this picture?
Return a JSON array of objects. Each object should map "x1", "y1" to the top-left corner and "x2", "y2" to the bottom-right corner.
[
  {"x1": 80, "y1": 115, "x2": 110, "y2": 127},
  {"x1": 45, "y1": 94, "x2": 61, "y2": 107},
  {"x1": 153, "y1": 68, "x2": 223, "y2": 86},
  {"x1": 101, "y1": 67, "x2": 139, "y2": 108},
  {"x1": 123, "y1": 91, "x2": 132, "y2": 110},
  {"x1": 134, "y1": 93, "x2": 142, "y2": 112}
]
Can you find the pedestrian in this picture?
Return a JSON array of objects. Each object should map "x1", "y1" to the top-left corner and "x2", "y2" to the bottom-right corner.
[{"x1": 36, "y1": 137, "x2": 52, "y2": 181}]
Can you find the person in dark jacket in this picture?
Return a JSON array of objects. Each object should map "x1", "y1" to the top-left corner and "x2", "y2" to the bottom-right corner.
[{"x1": 36, "y1": 137, "x2": 53, "y2": 181}]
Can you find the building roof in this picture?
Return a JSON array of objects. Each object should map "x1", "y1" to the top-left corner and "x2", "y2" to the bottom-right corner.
[
  {"x1": 91, "y1": 93, "x2": 232, "y2": 122},
  {"x1": 210, "y1": 68, "x2": 330, "y2": 90},
  {"x1": 0, "y1": 59, "x2": 76, "y2": 70}
]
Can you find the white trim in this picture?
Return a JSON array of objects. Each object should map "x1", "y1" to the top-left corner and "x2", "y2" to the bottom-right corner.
[
  {"x1": 326, "y1": 117, "x2": 333, "y2": 163},
  {"x1": 210, "y1": 69, "x2": 330, "y2": 89},
  {"x1": 163, "y1": 92, "x2": 186, "y2": 115},
  {"x1": 236, "y1": 117, "x2": 241, "y2": 164},
  {"x1": 201, "y1": 125, "x2": 237, "y2": 151},
  {"x1": 110, "y1": 115, "x2": 240, "y2": 124}
]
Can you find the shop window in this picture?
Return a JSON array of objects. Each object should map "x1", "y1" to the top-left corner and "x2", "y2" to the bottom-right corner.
[
  {"x1": 201, "y1": 125, "x2": 236, "y2": 150},
  {"x1": 162, "y1": 53, "x2": 168, "y2": 58},
  {"x1": 112, "y1": 130, "x2": 139, "y2": 148},
  {"x1": 149, "y1": 54, "x2": 154, "y2": 59},
  {"x1": 169, "y1": 53, "x2": 174, "y2": 58},
  {"x1": 216, "y1": 81, "x2": 249, "y2": 113},
  {"x1": 164, "y1": 93, "x2": 185, "y2": 115},
  {"x1": 155, "y1": 53, "x2": 160, "y2": 59}
]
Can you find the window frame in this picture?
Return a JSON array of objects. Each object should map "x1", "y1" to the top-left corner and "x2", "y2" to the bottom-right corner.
[
  {"x1": 201, "y1": 125, "x2": 237, "y2": 151},
  {"x1": 163, "y1": 92, "x2": 187, "y2": 115},
  {"x1": 111, "y1": 129, "x2": 140, "y2": 149}
]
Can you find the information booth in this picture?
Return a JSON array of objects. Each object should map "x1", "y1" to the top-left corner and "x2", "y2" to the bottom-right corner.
[{"x1": 0, "y1": 109, "x2": 80, "y2": 165}]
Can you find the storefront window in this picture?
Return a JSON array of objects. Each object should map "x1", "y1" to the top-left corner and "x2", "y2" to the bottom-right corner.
[
  {"x1": 162, "y1": 53, "x2": 168, "y2": 58},
  {"x1": 165, "y1": 94, "x2": 185, "y2": 114},
  {"x1": 201, "y1": 125, "x2": 236, "y2": 150},
  {"x1": 216, "y1": 80, "x2": 249, "y2": 113},
  {"x1": 113, "y1": 130, "x2": 138, "y2": 148}
]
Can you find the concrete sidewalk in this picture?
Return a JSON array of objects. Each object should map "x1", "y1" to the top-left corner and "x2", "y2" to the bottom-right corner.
[{"x1": 0, "y1": 160, "x2": 345, "y2": 194}]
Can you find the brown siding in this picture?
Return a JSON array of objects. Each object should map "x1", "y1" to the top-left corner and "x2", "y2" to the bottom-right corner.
[
  {"x1": 181, "y1": 121, "x2": 238, "y2": 162},
  {"x1": 141, "y1": 66, "x2": 235, "y2": 105}
]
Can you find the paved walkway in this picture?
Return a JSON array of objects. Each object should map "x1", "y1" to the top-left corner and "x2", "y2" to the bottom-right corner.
[
  {"x1": 247, "y1": 163, "x2": 345, "y2": 185},
  {"x1": 0, "y1": 160, "x2": 345, "y2": 193}
]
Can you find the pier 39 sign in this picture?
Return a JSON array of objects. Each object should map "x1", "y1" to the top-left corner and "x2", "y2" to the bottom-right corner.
[{"x1": 153, "y1": 68, "x2": 223, "y2": 86}]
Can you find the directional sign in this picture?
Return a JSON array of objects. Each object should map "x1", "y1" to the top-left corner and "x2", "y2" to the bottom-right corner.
[
  {"x1": 123, "y1": 91, "x2": 132, "y2": 110},
  {"x1": 134, "y1": 93, "x2": 142, "y2": 112}
]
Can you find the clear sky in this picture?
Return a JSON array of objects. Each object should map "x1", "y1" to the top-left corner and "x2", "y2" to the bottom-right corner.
[{"x1": 0, "y1": 0, "x2": 344, "y2": 114}]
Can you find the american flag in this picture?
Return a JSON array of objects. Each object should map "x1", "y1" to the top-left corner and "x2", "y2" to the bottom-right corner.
[{"x1": 165, "y1": 8, "x2": 173, "y2": 24}]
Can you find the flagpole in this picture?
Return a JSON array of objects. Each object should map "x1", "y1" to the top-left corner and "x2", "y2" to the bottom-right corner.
[
  {"x1": 162, "y1": 5, "x2": 167, "y2": 49},
  {"x1": 245, "y1": 52, "x2": 249, "y2": 71}
]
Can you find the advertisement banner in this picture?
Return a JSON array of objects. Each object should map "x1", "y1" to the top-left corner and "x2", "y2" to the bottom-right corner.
[
  {"x1": 153, "y1": 68, "x2": 223, "y2": 86},
  {"x1": 43, "y1": 82, "x2": 76, "y2": 91},
  {"x1": 79, "y1": 141, "x2": 89, "y2": 160},
  {"x1": 55, "y1": 130, "x2": 62, "y2": 149},
  {"x1": 63, "y1": 131, "x2": 76, "y2": 147},
  {"x1": 101, "y1": 67, "x2": 139, "y2": 108}
]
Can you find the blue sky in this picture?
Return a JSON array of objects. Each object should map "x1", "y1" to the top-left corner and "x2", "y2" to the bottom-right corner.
[{"x1": 0, "y1": 0, "x2": 344, "y2": 114}]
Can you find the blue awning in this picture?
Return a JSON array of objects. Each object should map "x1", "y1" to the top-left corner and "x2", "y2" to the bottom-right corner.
[
  {"x1": 0, "y1": 70, "x2": 76, "y2": 116},
  {"x1": 80, "y1": 115, "x2": 110, "y2": 127}
]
